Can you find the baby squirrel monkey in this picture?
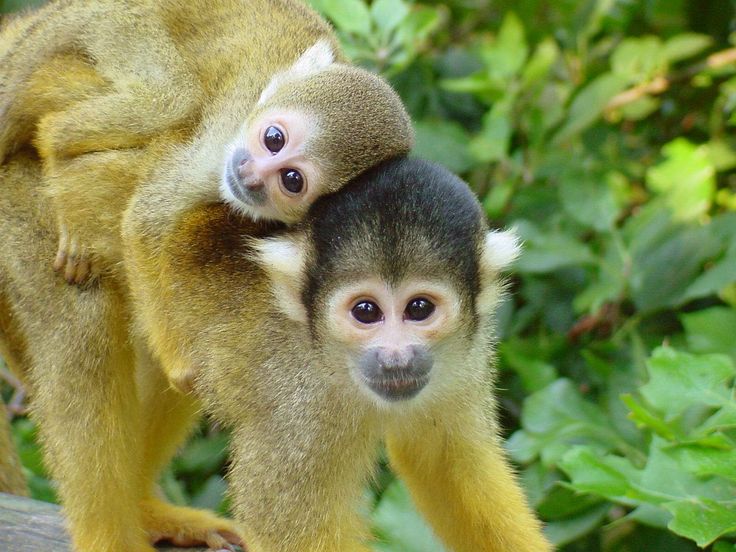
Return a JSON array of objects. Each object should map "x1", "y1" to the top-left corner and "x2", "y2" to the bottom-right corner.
[
  {"x1": 123, "y1": 154, "x2": 552, "y2": 551},
  {"x1": 0, "y1": 0, "x2": 412, "y2": 283}
]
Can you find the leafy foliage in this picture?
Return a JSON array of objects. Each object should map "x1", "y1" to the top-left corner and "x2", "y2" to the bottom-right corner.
[{"x1": 3, "y1": 0, "x2": 736, "y2": 550}]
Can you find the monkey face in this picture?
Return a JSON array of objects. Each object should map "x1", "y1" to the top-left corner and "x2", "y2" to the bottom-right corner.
[
  {"x1": 220, "y1": 109, "x2": 322, "y2": 224},
  {"x1": 320, "y1": 279, "x2": 464, "y2": 403}
]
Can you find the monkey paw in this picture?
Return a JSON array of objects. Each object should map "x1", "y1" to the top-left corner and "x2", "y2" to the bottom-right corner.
[
  {"x1": 141, "y1": 498, "x2": 245, "y2": 551},
  {"x1": 52, "y1": 226, "x2": 98, "y2": 285}
]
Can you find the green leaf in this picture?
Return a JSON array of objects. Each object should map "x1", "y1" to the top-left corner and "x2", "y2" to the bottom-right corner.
[
  {"x1": 682, "y1": 307, "x2": 736, "y2": 363},
  {"x1": 559, "y1": 446, "x2": 638, "y2": 501},
  {"x1": 469, "y1": 102, "x2": 513, "y2": 163},
  {"x1": 544, "y1": 503, "x2": 610, "y2": 547},
  {"x1": 509, "y1": 379, "x2": 617, "y2": 466},
  {"x1": 412, "y1": 120, "x2": 475, "y2": 174},
  {"x1": 621, "y1": 394, "x2": 678, "y2": 440},
  {"x1": 665, "y1": 498, "x2": 736, "y2": 547},
  {"x1": 173, "y1": 431, "x2": 230, "y2": 475},
  {"x1": 372, "y1": 480, "x2": 446, "y2": 552},
  {"x1": 611, "y1": 36, "x2": 667, "y2": 82},
  {"x1": 646, "y1": 138, "x2": 716, "y2": 221},
  {"x1": 670, "y1": 444, "x2": 736, "y2": 482},
  {"x1": 521, "y1": 38, "x2": 559, "y2": 87},
  {"x1": 395, "y1": 6, "x2": 442, "y2": 49},
  {"x1": 628, "y1": 216, "x2": 722, "y2": 312},
  {"x1": 481, "y1": 12, "x2": 529, "y2": 82},
  {"x1": 552, "y1": 72, "x2": 629, "y2": 144},
  {"x1": 640, "y1": 348, "x2": 736, "y2": 419},
  {"x1": 514, "y1": 221, "x2": 596, "y2": 273},
  {"x1": 500, "y1": 338, "x2": 557, "y2": 393},
  {"x1": 316, "y1": 0, "x2": 371, "y2": 36},
  {"x1": 681, "y1": 246, "x2": 736, "y2": 303},
  {"x1": 370, "y1": 0, "x2": 409, "y2": 35},
  {"x1": 191, "y1": 475, "x2": 228, "y2": 510},
  {"x1": 558, "y1": 169, "x2": 619, "y2": 232},
  {"x1": 663, "y1": 33, "x2": 713, "y2": 64}
]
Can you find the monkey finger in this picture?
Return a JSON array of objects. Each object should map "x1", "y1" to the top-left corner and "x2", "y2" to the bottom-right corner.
[
  {"x1": 204, "y1": 533, "x2": 232, "y2": 550},
  {"x1": 73, "y1": 256, "x2": 91, "y2": 285},
  {"x1": 52, "y1": 249, "x2": 67, "y2": 273},
  {"x1": 52, "y1": 226, "x2": 70, "y2": 272},
  {"x1": 63, "y1": 236, "x2": 81, "y2": 283},
  {"x1": 206, "y1": 529, "x2": 244, "y2": 549}
]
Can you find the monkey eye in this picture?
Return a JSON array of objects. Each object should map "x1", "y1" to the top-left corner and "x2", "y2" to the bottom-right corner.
[
  {"x1": 404, "y1": 298, "x2": 435, "y2": 321},
  {"x1": 264, "y1": 125, "x2": 285, "y2": 153},
  {"x1": 280, "y1": 169, "x2": 304, "y2": 194},
  {"x1": 351, "y1": 301, "x2": 383, "y2": 324}
]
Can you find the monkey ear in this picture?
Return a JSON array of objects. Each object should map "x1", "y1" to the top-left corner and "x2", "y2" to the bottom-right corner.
[
  {"x1": 481, "y1": 230, "x2": 521, "y2": 273},
  {"x1": 291, "y1": 39, "x2": 335, "y2": 75},
  {"x1": 252, "y1": 235, "x2": 308, "y2": 323},
  {"x1": 258, "y1": 39, "x2": 335, "y2": 105},
  {"x1": 477, "y1": 230, "x2": 521, "y2": 314}
]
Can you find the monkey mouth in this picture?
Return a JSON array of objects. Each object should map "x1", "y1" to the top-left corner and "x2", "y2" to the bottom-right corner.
[{"x1": 362, "y1": 373, "x2": 430, "y2": 401}]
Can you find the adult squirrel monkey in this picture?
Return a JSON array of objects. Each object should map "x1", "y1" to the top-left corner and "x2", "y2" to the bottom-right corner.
[
  {"x1": 0, "y1": 152, "x2": 551, "y2": 550},
  {"x1": 122, "y1": 153, "x2": 553, "y2": 551},
  {"x1": 0, "y1": 0, "x2": 412, "y2": 283}
]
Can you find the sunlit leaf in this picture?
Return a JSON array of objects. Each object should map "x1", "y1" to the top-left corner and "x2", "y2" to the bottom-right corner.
[{"x1": 640, "y1": 348, "x2": 735, "y2": 418}]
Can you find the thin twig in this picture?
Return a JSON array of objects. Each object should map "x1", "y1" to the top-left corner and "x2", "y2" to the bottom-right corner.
[
  {"x1": 1, "y1": 366, "x2": 27, "y2": 417},
  {"x1": 605, "y1": 47, "x2": 736, "y2": 114}
]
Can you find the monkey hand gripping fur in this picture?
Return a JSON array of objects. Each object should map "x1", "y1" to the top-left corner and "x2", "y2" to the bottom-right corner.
[
  {"x1": 123, "y1": 155, "x2": 553, "y2": 551},
  {"x1": 0, "y1": 0, "x2": 412, "y2": 285}
]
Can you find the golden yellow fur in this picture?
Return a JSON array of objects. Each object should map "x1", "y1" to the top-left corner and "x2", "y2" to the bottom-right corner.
[
  {"x1": 0, "y1": 2, "x2": 549, "y2": 551},
  {"x1": 120, "y1": 150, "x2": 552, "y2": 551},
  {"x1": 1, "y1": 0, "x2": 411, "y2": 284}
]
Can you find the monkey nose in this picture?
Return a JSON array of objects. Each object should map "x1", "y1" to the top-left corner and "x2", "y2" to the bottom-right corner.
[{"x1": 245, "y1": 178, "x2": 265, "y2": 191}]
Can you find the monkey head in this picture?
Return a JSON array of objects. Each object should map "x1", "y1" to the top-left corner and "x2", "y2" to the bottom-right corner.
[
  {"x1": 255, "y1": 157, "x2": 520, "y2": 406},
  {"x1": 221, "y1": 39, "x2": 413, "y2": 225}
]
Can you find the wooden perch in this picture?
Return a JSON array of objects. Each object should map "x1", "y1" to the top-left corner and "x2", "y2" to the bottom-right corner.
[{"x1": 0, "y1": 493, "x2": 210, "y2": 552}]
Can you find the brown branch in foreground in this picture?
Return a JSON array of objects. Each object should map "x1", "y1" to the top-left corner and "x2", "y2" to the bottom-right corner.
[
  {"x1": 1, "y1": 366, "x2": 26, "y2": 417},
  {"x1": 605, "y1": 47, "x2": 736, "y2": 114}
]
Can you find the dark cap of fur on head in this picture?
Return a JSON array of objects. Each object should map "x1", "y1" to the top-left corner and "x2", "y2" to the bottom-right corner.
[{"x1": 303, "y1": 157, "x2": 486, "y2": 313}]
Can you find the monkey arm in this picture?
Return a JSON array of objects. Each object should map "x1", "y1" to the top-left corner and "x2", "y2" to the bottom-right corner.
[{"x1": 386, "y1": 403, "x2": 553, "y2": 552}]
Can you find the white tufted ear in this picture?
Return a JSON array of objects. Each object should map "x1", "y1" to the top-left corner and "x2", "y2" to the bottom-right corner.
[
  {"x1": 258, "y1": 39, "x2": 335, "y2": 105},
  {"x1": 477, "y1": 230, "x2": 521, "y2": 315},
  {"x1": 252, "y1": 235, "x2": 309, "y2": 323},
  {"x1": 481, "y1": 230, "x2": 521, "y2": 273}
]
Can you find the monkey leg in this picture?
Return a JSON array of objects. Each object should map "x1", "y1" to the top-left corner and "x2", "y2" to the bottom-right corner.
[
  {"x1": 25, "y1": 298, "x2": 154, "y2": 552},
  {"x1": 41, "y1": 149, "x2": 145, "y2": 285},
  {"x1": 0, "y1": 53, "x2": 111, "y2": 164},
  {"x1": 0, "y1": 154, "x2": 154, "y2": 551},
  {"x1": 33, "y1": 21, "x2": 201, "y2": 164},
  {"x1": 134, "y1": 345, "x2": 244, "y2": 550},
  {"x1": 386, "y1": 409, "x2": 552, "y2": 552}
]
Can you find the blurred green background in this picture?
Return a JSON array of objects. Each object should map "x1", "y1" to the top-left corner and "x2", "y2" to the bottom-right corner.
[{"x1": 2, "y1": 0, "x2": 736, "y2": 550}]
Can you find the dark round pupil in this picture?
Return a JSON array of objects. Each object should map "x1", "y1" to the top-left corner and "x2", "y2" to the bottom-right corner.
[
  {"x1": 405, "y1": 298, "x2": 435, "y2": 321},
  {"x1": 351, "y1": 301, "x2": 383, "y2": 324},
  {"x1": 280, "y1": 169, "x2": 304, "y2": 194},
  {"x1": 264, "y1": 126, "x2": 285, "y2": 153}
]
